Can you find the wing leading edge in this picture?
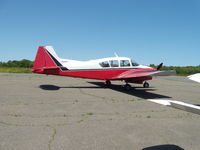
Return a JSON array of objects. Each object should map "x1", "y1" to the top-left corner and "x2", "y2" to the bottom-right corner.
[{"x1": 111, "y1": 69, "x2": 176, "y2": 80}]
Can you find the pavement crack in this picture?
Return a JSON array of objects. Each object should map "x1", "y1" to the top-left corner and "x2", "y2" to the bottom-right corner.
[
  {"x1": 48, "y1": 127, "x2": 57, "y2": 150},
  {"x1": 79, "y1": 88, "x2": 106, "y2": 100}
]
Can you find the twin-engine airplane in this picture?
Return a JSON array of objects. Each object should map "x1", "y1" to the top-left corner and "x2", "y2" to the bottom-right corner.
[{"x1": 32, "y1": 46, "x2": 175, "y2": 90}]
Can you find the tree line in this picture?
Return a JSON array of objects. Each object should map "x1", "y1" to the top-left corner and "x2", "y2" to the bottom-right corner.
[
  {"x1": 0, "y1": 59, "x2": 33, "y2": 68},
  {"x1": 150, "y1": 64, "x2": 200, "y2": 76}
]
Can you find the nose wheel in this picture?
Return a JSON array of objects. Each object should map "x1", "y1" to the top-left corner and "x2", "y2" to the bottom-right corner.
[{"x1": 143, "y1": 82, "x2": 149, "y2": 88}]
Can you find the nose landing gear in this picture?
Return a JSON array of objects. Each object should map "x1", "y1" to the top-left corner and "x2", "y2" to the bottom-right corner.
[{"x1": 143, "y1": 81, "x2": 149, "y2": 88}]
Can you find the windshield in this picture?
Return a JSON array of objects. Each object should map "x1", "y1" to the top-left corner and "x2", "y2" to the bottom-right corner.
[
  {"x1": 131, "y1": 59, "x2": 139, "y2": 66},
  {"x1": 99, "y1": 61, "x2": 110, "y2": 67}
]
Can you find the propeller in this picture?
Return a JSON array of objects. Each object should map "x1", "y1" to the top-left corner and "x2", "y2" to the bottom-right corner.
[{"x1": 157, "y1": 63, "x2": 163, "y2": 70}]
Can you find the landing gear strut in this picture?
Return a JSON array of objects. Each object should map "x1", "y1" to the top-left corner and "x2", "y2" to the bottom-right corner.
[
  {"x1": 143, "y1": 81, "x2": 149, "y2": 88},
  {"x1": 105, "y1": 80, "x2": 111, "y2": 87}
]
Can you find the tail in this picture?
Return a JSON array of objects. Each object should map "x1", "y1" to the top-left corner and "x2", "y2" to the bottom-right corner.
[{"x1": 32, "y1": 46, "x2": 68, "y2": 74}]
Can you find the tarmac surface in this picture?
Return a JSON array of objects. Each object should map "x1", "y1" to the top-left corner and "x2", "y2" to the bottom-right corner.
[{"x1": 0, "y1": 73, "x2": 200, "y2": 150}]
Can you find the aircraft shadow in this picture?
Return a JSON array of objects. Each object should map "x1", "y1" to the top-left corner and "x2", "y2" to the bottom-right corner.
[
  {"x1": 142, "y1": 144, "x2": 184, "y2": 150},
  {"x1": 39, "y1": 84, "x2": 102, "y2": 90},
  {"x1": 39, "y1": 82, "x2": 171, "y2": 99},
  {"x1": 88, "y1": 82, "x2": 172, "y2": 99}
]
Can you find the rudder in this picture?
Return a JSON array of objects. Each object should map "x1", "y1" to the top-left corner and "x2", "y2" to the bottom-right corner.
[{"x1": 32, "y1": 46, "x2": 60, "y2": 74}]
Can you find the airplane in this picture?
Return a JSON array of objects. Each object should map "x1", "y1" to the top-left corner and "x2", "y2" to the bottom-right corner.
[
  {"x1": 187, "y1": 73, "x2": 200, "y2": 83},
  {"x1": 32, "y1": 46, "x2": 175, "y2": 90}
]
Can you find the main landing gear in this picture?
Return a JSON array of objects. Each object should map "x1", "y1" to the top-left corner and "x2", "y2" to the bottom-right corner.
[
  {"x1": 124, "y1": 83, "x2": 131, "y2": 91},
  {"x1": 104, "y1": 80, "x2": 150, "y2": 90},
  {"x1": 105, "y1": 80, "x2": 132, "y2": 91},
  {"x1": 105, "y1": 80, "x2": 111, "y2": 87},
  {"x1": 124, "y1": 81, "x2": 150, "y2": 91}
]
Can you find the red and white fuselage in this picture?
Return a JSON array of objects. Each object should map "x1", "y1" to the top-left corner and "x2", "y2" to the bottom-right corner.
[{"x1": 32, "y1": 46, "x2": 175, "y2": 87}]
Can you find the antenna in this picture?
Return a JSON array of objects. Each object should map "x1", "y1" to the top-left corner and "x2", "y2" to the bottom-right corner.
[{"x1": 114, "y1": 52, "x2": 119, "y2": 57}]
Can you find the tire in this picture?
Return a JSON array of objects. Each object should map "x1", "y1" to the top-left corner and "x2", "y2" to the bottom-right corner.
[
  {"x1": 105, "y1": 80, "x2": 111, "y2": 87},
  {"x1": 143, "y1": 82, "x2": 149, "y2": 88},
  {"x1": 124, "y1": 84, "x2": 131, "y2": 91}
]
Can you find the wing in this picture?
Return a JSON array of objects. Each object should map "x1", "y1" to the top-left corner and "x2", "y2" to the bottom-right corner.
[
  {"x1": 111, "y1": 69, "x2": 176, "y2": 80},
  {"x1": 188, "y1": 73, "x2": 200, "y2": 83}
]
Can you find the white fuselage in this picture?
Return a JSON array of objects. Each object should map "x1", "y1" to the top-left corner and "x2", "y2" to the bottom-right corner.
[
  {"x1": 60, "y1": 57, "x2": 151, "y2": 70},
  {"x1": 45, "y1": 46, "x2": 152, "y2": 70}
]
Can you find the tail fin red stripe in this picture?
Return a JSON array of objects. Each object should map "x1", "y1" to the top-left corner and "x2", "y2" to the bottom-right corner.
[{"x1": 32, "y1": 46, "x2": 58, "y2": 73}]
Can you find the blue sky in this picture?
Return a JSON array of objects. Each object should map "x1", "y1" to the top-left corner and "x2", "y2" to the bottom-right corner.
[{"x1": 0, "y1": 0, "x2": 200, "y2": 66}]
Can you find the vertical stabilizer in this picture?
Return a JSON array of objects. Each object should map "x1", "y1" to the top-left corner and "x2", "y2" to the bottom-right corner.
[
  {"x1": 45, "y1": 46, "x2": 61, "y2": 63},
  {"x1": 32, "y1": 46, "x2": 64, "y2": 74}
]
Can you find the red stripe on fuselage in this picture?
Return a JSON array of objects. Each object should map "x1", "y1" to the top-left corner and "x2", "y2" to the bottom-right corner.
[{"x1": 56, "y1": 68, "x2": 155, "y2": 80}]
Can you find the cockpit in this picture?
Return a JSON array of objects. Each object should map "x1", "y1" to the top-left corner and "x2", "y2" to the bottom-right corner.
[{"x1": 99, "y1": 58, "x2": 139, "y2": 68}]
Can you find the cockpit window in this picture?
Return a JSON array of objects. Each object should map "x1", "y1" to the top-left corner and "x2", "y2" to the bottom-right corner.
[
  {"x1": 110, "y1": 60, "x2": 119, "y2": 67},
  {"x1": 120, "y1": 60, "x2": 130, "y2": 67},
  {"x1": 99, "y1": 61, "x2": 110, "y2": 67},
  {"x1": 131, "y1": 59, "x2": 139, "y2": 66}
]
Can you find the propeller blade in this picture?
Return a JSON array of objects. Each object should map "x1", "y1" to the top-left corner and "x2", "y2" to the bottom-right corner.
[{"x1": 157, "y1": 63, "x2": 163, "y2": 70}]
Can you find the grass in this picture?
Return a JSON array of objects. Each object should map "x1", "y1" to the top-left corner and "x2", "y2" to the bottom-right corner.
[
  {"x1": 128, "y1": 98, "x2": 143, "y2": 101},
  {"x1": 77, "y1": 119, "x2": 84, "y2": 123},
  {"x1": 48, "y1": 128, "x2": 57, "y2": 150},
  {"x1": 86, "y1": 112, "x2": 94, "y2": 115},
  {"x1": 0, "y1": 67, "x2": 32, "y2": 73},
  {"x1": 82, "y1": 112, "x2": 94, "y2": 116}
]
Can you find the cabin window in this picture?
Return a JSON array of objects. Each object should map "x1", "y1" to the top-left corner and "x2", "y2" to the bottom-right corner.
[
  {"x1": 110, "y1": 60, "x2": 119, "y2": 67},
  {"x1": 99, "y1": 61, "x2": 110, "y2": 67},
  {"x1": 131, "y1": 59, "x2": 139, "y2": 66},
  {"x1": 120, "y1": 60, "x2": 130, "y2": 67}
]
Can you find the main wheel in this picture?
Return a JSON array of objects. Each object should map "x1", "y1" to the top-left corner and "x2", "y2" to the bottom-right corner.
[
  {"x1": 143, "y1": 82, "x2": 149, "y2": 88},
  {"x1": 105, "y1": 80, "x2": 111, "y2": 87},
  {"x1": 124, "y1": 84, "x2": 131, "y2": 91}
]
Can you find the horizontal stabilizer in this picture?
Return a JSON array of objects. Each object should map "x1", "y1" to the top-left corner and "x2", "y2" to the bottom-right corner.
[{"x1": 43, "y1": 67, "x2": 60, "y2": 74}]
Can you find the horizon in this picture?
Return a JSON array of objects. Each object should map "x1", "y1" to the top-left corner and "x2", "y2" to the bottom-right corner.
[{"x1": 0, "y1": 0, "x2": 200, "y2": 66}]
